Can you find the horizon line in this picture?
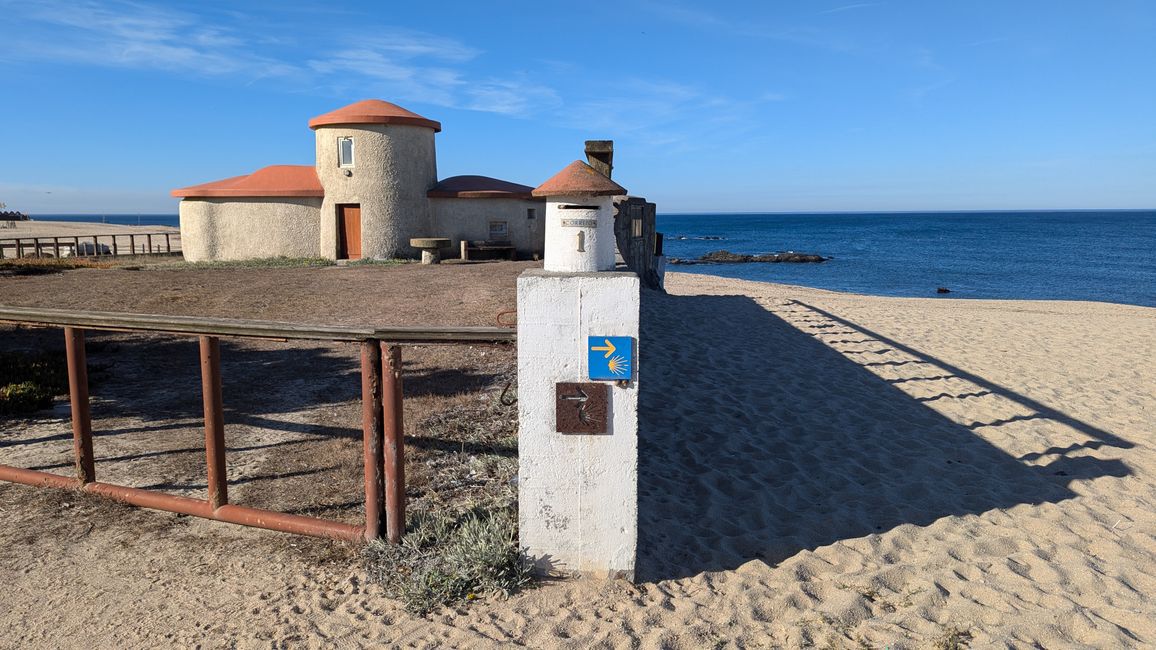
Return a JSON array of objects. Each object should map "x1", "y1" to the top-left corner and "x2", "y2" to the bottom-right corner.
[{"x1": 23, "y1": 207, "x2": 1156, "y2": 217}]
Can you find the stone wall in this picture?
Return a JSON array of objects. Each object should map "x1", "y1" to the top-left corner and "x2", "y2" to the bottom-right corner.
[{"x1": 613, "y1": 196, "x2": 664, "y2": 290}]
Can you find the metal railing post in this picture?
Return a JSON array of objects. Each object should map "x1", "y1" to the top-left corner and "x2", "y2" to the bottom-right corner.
[
  {"x1": 64, "y1": 327, "x2": 95, "y2": 484},
  {"x1": 382, "y1": 345, "x2": 406, "y2": 543},
  {"x1": 200, "y1": 336, "x2": 228, "y2": 509},
  {"x1": 361, "y1": 340, "x2": 385, "y2": 541}
]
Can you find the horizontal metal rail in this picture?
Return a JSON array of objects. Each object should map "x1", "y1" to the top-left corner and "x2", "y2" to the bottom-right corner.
[
  {"x1": 0, "y1": 306, "x2": 517, "y2": 344},
  {"x1": 0, "y1": 308, "x2": 515, "y2": 543}
]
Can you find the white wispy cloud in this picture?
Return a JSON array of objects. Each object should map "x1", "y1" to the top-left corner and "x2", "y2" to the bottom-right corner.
[
  {"x1": 0, "y1": 1, "x2": 555, "y2": 117},
  {"x1": 639, "y1": 0, "x2": 862, "y2": 53},
  {"x1": 0, "y1": 0, "x2": 297, "y2": 77},
  {"x1": 818, "y1": 3, "x2": 880, "y2": 15},
  {"x1": 0, "y1": 0, "x2": 778, "y2": 140},
  {"x1": 967, "y1": 37, "x2": 1011, "y2": 47},
  {"x1": 557, "y1": 77, "x2": 781, "y2": 154},
  {"x1": 465, "y1": 78, "x2": 563, "y2": 116},
  {"x1": 307, "y1": 48, "x2": 466, "y2": 108}
]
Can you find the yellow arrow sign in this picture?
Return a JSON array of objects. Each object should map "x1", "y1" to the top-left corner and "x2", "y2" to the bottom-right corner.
[{"x1": 590, "y1": 338, "x2": 616, "y2": 358}]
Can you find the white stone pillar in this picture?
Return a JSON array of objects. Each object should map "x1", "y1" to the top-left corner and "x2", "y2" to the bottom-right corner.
[
  {"x1": 518, "y1": 159, "x2": 638, "y2": 579},
  {"x1": 517, "y1": 271, "x2": 639, "y2": 579}
]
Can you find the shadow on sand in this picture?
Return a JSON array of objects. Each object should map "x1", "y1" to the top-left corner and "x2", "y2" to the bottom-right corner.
[{"x1": 636, "y1": 291, "x2": 1132, "y2": 582}]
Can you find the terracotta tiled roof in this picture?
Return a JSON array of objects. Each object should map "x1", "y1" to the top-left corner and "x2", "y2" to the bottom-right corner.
[
  {"x1": 531, "y1": 160, "x2": 626, "y2": 197},
  {"x1": 427, "y1": 175, "x2": 539, "y2": 199},
  {"x1": 171, "y1": 165, "x2": 323, "y2": 198},
  {"x1": 308, "y1": 99, "x2": 441, "y2": 132}
]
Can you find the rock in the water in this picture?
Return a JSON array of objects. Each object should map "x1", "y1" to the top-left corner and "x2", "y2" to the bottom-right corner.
[
  {"x1": 700, "y1": 250, "x2": 752, "y2": 263},
  {"x1": 937, "y1": 287, "x2": 951, "y2": 294},
  {"x1": 671, "y1": 249, "x2": 829, "y2": 264}
]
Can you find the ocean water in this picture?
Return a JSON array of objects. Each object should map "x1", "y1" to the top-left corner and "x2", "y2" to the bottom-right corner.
[
  {"x1": 658, "y1": 211, "x2": 1156, "y2": 307},
  {"x1": 30, "y1": 214, "x2": 180, "y2": 228},
  {"x1": 26, "y1": 211, "x2": 1156, "y2": 307}
]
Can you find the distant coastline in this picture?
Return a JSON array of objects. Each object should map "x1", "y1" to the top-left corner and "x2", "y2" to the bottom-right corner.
[
  {"x1": 28, "y1": 214, "x2": 180, "y2": 228},
  {"x1": 658, "y1": 208, "x2": 1156, "y2": 217}
]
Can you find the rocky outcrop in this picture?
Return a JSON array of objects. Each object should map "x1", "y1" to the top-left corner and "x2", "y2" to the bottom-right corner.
[{"x1": 670, "y1": 249, "x2": 830, "y2": 265}]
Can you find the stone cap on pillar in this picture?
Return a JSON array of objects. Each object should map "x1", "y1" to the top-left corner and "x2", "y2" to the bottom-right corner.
[{"x1": 532, "y1": 160, "x2": 627, "y2": 198}]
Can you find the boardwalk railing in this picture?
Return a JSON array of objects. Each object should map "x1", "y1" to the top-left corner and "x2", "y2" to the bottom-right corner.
[
  {"x1": 0, "y1": 232, "x2": 178, "y2": 259},
  {"x1": 0, "y1": 306, "x2": 516, "y2": 543}
]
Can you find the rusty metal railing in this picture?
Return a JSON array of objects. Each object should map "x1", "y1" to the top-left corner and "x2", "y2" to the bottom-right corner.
[{"x1": 0, "y1": 306, "x2": 516, "y2": 543}]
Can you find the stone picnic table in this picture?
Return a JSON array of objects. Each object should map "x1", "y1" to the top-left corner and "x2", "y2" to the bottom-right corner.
[{"x1": 410, "y1": 237, "x2": 451, "y2": 264}]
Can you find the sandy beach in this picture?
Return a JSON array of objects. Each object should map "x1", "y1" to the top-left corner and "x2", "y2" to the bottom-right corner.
[{"x1": 2, "y1": 269, "x2": 1154, "y2": 647}]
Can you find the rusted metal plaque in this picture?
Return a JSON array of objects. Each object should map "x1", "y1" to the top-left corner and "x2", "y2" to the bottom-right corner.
[{"x1": 556, "y1": 382, "x2": 610, "y2": 435}]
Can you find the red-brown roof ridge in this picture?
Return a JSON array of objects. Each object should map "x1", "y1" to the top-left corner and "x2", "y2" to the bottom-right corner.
[
  {"x1": 532, "y1": 160, "x2": 626, "y2": 197},
  {"x1": 171, "y1": 165, "x2": 323, "y2": 198},
  {"x1": 308, "y1": 99, "x2": 441, "y2": 132},
  {"x1": 428, "y1": 175, "x2": 540, "y2": 199}
]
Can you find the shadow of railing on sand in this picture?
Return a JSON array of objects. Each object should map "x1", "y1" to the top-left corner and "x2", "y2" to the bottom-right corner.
[{"x1": 636, "y1": 291, "x2": 1132, "y2": 582}]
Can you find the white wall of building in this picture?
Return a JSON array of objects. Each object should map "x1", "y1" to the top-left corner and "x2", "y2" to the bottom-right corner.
[
  {"x1": 429, "y1": 197, "x2": 546, "y2": 258},
  {"x1": 178, "y1": 197, "x2": 322, "y2": 262}
]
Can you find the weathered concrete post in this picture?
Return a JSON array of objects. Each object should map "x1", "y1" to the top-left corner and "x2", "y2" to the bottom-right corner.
[{"x1": 517, "y1": 160, "x2": 640, "y2": 579}]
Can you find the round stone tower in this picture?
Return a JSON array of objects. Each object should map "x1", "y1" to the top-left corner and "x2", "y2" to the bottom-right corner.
[{"x1": 309, "y1": 99, "x2": 440, "y2": 260}]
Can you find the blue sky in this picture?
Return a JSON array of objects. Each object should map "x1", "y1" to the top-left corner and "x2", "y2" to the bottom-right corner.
[{"x1": 1, "y1": 0, "x2": 1154, "y2": 213}]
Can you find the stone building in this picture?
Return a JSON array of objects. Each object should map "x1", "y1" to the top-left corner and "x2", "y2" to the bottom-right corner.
[{"x1": 172, "y1": 99, "x2": 545, "y2": 262}]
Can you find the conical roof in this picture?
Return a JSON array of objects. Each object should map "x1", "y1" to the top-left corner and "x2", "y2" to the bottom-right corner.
[
  {"x1": 532, "y1": 160, "x2": 626, "y2": 197},
  {"x1": 308, "y1": 99, "x2": 441, "y2": 132}
]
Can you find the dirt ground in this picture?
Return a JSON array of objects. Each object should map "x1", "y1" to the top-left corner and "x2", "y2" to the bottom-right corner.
[
  {"x1": 0, "y1": 260, "x2": 534, "y2": 327},
  {"x1": 0, "y1": 261, "x2": 527, "y2": 647}
]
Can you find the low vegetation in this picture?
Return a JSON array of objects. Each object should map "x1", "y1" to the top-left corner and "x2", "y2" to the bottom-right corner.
[
  {"x1": 364, "y1": 383, "x2": 529, "y2": 613},
  {"x1": 0, "y1": 257, "x2": 115, "y2": 276},
  {"x1": 0, "y1": 350, "x2": 69, "y2": 414},
  {"x1": 364, "y1": 507, "x2": 530, "y2": 614},
  {"x1": 150, "y1": 256, "x2": 336, "y2": 270},
  {"x1": 345, "y1": 257, "x2": 410, "y2": 266}
]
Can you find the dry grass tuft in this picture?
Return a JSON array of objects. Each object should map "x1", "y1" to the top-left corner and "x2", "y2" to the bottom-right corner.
[
  {"x1": 932, "y1": 625, "x2": 972, "y2": 649},
  {"x1": 0, "y1": 257, "x2": 116, "y2": 276}
]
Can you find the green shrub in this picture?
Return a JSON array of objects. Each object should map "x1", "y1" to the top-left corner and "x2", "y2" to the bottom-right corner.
[
  {"x1": 364, "y1": 507, "x2": 531, "y2": 614},
  {"x1": 0, "y1": 381, "x2": 56, "y2": 413},
  {"x1": 0, "y1": 351, "x2": 69, "y2": 414}
]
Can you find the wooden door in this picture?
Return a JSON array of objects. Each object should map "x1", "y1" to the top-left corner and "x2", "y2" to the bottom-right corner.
[{"x1": 338, "y1": 204, "x2": 361, "y2": 260}]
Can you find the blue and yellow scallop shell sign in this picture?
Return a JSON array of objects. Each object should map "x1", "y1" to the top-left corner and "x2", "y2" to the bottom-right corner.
[{"x1": 587, "y1": 336, "x2": 633, "y2": 381}]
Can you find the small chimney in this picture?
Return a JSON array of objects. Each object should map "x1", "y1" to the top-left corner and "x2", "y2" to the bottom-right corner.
[{"x1": 584, "y1": 140, "x2": 614, "y2": 179}]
